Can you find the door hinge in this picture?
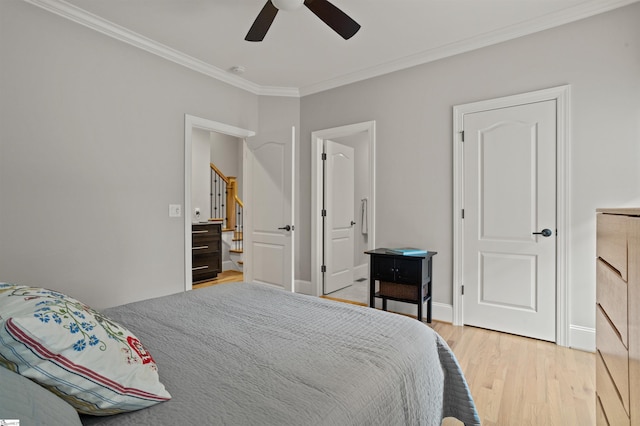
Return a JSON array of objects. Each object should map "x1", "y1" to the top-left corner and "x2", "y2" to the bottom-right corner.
[
  {"x1": 321, "y1": 209, "x2": 327, "y2": 217},
  {"x1": 461, "y1": 285, "x2": 464, "y2": 295},
  {"x1": 321, "y1": 265, "x2": 326, "y2": 273},
  {"x1": 461, "y1": 209, "x2": 465, "y2": 219},
  {"x1": 321, "y1": 152, "x2": 327, "y2": 160},
  {"x1": 460, "y1": 130, "x2": 465, "y2": 142}
]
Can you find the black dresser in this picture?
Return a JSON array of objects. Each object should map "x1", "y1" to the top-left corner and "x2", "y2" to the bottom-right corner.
[{"x1": 192, "y1": 222, "x2": 222, "y2": 283}]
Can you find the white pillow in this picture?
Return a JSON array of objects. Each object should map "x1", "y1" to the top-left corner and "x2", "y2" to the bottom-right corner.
[{"x1": 0, "y1": 284, "x2": 171, "y2": 415}]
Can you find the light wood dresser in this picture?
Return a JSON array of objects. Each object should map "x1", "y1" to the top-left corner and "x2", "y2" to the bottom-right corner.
[{"x1": 596, "y1": 208, "x2": 640, "y2": 426}]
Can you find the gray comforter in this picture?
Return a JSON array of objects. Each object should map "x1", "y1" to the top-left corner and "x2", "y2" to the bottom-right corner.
[{"x1": 82, "y1": 282, "x2": 479, "y2": 426}]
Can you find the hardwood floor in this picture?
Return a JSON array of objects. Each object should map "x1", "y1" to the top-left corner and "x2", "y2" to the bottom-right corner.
[
  {"x1": 431, "y1": 321, "x2": 596, "y2": 426},
  {"x1": 192, "y1": 270, "x2": 243, "y2": 289}
]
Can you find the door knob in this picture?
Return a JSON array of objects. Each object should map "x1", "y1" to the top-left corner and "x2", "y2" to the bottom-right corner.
[
  {"x1": 350, "y1": 221, "x2": 356, "y2": 226},
  {"x1": 278, "y1": 225, "x2": 292, "y2": 231},
  {"x1": 532, "y1": 228, "x2": 553, "y2": 237}
]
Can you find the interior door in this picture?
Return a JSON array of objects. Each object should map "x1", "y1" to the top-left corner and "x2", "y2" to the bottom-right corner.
[
  {"x1": 323, "y1": 140, "x2": 355, "y2": 294},
  {"x1": 244, "y1": 127, "x2": 295, "y2": 292},
  {"x1": 463, "y1": 100, "x2": 556, "y2": 341}
]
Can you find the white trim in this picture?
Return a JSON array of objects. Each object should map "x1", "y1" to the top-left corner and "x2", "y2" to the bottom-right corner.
[
  {"x1": 298, "y1": 0, "x2": 636, "y2": 96},
  {"x1": 290, "y1": 126, "x2": 296, "y2": 293},
  {"x1": 22, "y1": 0, "x2": 636, "y2": 98},
  {"x1": 569, "y1": 325, "x2": 595, "y2": 352},
  {"x1": 294, "y1": 280, "x2": 313, "y2": 295},
  {"x1": 22, "y1": 0, "x2": 299, "y2": 98},
  {"x1": 353, "y1": 263, "x2": 368, "y2": 280},
  {"x1": 382, "y1": 301, "x2": 453, "y2": 324},
  {"x1": 432, "y1": 303, "x2": 454, "y2": 324},
  {"x1": 311, "y1": 121, "x2": 376, "y2": 297},
  {"x1": 452, "y1": 85, "x2": 571, "y2": 346},
  {"x1": 184, "y1": 114, "x2": 255, "y2": 292}
]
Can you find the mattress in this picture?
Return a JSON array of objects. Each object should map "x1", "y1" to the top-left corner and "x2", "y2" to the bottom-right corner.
[{"x1": 81, "y1": 282, "x2": 479, "y2": 425}]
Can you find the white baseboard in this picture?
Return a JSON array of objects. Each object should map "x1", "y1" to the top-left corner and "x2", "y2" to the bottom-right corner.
[
  {"x1": 295, "y1": 280, "x2": 313, "y2": 295},
  {"x1": 378, "y1": 300, "x2": 453, "y2": 323},
  {"x1": 569, "y1": 324, "x2": 595, "y2": 352},
  {"x1": 222, "y1": 260, "x2": 242, "y2": 272},
  {"x1": 354, "y1": 264, "x2": 368, "y2": 280},
  {"x1": 432, "y1": 303, "x2": 453, "y2": 323}
]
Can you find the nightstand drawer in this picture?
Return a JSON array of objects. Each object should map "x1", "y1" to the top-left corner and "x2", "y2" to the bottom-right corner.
[
  {"x1": 597, "y1": 259, "x2": 628, "y2": 347},
  {"x1": 597, "y1": 213, "x2": 628, "y2": 280}
]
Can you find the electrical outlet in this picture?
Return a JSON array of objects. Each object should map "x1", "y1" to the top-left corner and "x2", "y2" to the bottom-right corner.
[
  {"x1": 194, "y1": 207, "x2": 201, "y2": 219},
  {"x1": 169, "y1": 204, "x2": 182, "y2": 217}
]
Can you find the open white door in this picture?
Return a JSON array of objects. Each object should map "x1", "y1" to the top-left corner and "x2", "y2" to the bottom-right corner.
[
  {"x1": 462, "y1": 100, "x2": 557, "y2": 341},
  {"x1": 323, "y1": 140, "x2": 355, "y2": 294},
  {"x1": 244, "y1": 127, "x2": 295, "y2": 292}
]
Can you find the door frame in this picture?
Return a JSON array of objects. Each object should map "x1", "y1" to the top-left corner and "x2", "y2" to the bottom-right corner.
[
  {"x1": 311, "y1": 121, "x2": 376, "y2": 297},
  {"x1": 452, "y1": 85, "x2": 571, "y2": 346},
  {"x1": 184, "y1": 114, "x2": 255, "y2": 292}
]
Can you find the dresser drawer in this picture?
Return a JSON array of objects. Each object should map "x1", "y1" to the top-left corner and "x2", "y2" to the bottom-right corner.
[
  {"x1": 191, "y1": 236, "x2": 220, "y2": 254},
  {"x1": 597, "y1": 350, "x2": 630, "y2": 426},
  {"x1": 597, "y1": 259, "x2": 629, "y2": 347},
  {"x1": 193, "y1": 224, "x2": 221, "y2": 239},
  {"x1": 597, "y1": 305, "x2": 630, "y2": 415},
  {"x1": 192, "y1": 252, "x2": 221, "y2": 282},
  {"x1": 597, "y1": 213, "x2": 628, "y2": 280}
]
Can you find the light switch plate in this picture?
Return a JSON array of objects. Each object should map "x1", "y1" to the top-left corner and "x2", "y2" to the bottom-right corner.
[{"x1": 169, "y1": 204, "x2": 182, "y2": 217}]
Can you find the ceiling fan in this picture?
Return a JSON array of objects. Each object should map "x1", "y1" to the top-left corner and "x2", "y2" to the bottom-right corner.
[{"x1": 245, "y1": 0, "x2": 360, "y2": 42}]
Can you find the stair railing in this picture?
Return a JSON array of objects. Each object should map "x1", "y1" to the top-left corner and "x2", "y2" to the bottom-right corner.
[{"x1": 210, "y1": 163, "x2": 243, "y2": 252}]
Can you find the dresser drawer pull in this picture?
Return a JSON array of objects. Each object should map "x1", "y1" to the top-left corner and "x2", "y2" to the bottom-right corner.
[
  {"x1": 192, "y1": 266, "x2": 209, "y2": 271},
  {"x1": 192, "y1": 245, "x2": 209, "y2": 250},
  {"x1": 192, "y1": 230, "x2": 209, "y2": 234}
]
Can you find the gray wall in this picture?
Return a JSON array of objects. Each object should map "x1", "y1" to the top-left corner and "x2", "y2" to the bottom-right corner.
[
  {"x1": 0, "y1": 0, "x2": 259, "y2": 309},
  {"x1": 2, "y1": 0, "x2": 639, "y2": 344},
  {"x1": 299, "y1": 3, "x2": 640, "y2": 339},
  {"x1": 191, "y1": 128, "x2": 211, "y2": 221}
]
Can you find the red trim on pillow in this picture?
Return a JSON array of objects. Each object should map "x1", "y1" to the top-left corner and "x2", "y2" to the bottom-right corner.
[{"x1": 5, "y1": 319, "x2": 170, "y2": 402}]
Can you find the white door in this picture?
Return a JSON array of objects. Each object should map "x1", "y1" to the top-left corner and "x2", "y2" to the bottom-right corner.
[
  {"x1": 323, "y1": 140, "x2": 355, "y2": 294},
  {"x1": 244, "y1": 127, "x2": 295, "y2": 292},
  {"x1": 463, "y1": 100, "x2": 556, "y2": 341}
]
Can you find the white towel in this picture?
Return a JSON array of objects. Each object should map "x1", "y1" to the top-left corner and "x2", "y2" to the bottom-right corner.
[{"x1": 361, "y1": 198, "x2": 368, "y2": 235}]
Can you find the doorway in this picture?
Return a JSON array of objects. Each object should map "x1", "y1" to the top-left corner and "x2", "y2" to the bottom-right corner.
[
  {"x1": 191, "y1": 127, "x2": 245, "y2": 278},
  {"x1": 311, "y1": 121, "x2": 376, "y2": 301},
  {"x1": 185, "y1": 115, "x2": 295, "y2": 293},
  {"x1": 184, "y1": 115, "x2": 254, "y2": 291},
  {"x1": 452, "y1": 86, "x2": 571, "y2": 346}
]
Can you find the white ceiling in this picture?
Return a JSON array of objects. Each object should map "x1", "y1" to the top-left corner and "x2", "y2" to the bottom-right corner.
[{"x1": 31, "y1": 0, "x2": 639, "y2": 96}]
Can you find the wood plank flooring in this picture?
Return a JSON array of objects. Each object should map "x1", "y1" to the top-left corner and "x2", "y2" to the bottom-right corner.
[
  {"x1": 431, "y1": 321, "x2": 595, "y2": 426},
  {"x1": 192, "y1": 270, "x2": 243, "y2": 289}
]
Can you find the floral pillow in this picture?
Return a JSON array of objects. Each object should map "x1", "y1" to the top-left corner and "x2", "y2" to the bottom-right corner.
[{"x1": 0, "y1": 284, "x2": 171, "y2": 415}]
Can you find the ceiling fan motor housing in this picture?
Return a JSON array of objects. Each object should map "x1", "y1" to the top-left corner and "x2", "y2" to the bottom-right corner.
[{"x1": 272, "y1": 0, "x2": 304, "y2": 11}]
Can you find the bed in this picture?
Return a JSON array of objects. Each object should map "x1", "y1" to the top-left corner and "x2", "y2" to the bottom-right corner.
[{"x1": 0, "y1": 282, "x2": 479, "y2": 426}]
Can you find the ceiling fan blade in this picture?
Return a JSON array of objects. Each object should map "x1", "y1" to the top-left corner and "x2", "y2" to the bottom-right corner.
[
  {"x1": 303, "y1": 0, "x2": 360, "y2": 40},
  {"x1": 245, "y1": 1, "x2": 279, "y2": 42}
]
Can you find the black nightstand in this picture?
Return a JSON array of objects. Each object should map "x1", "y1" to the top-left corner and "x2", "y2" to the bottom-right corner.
[{"x1": 365, "y1": 248, "x2": 437, "y2": 322}]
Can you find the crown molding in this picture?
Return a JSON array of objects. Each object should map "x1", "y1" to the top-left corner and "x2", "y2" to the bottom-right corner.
[
  {"x1": 22, "y1": 0, "x2": 300, "y2": 98},
  {"x1": 298, "y1": 0, "x2": 640, "y2": 96},
  {"x1": 23, "y1": 0, "x2": 638, "y2": 99}
]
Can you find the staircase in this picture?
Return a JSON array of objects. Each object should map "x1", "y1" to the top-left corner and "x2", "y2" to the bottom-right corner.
[{"x1": 210, "y1": 163, "x2": 243, "y2": 271}]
